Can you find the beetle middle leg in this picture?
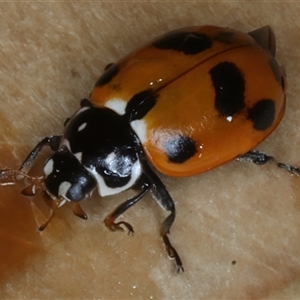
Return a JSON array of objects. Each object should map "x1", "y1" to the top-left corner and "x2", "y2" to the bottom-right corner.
[{"x1": 104, "y1": 185, "x2": 150, "y2": 234}]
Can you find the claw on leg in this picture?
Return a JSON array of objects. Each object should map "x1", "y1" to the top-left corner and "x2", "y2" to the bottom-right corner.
[
  {"x1": 103, "y1": 188, "x2": 149, "y2": 235},
  {"x1": 160, "y1": 211, "x2": 184, "y2": 273},
  {"x1": 72, "y1": 203, "x2": 88, "y2": 220},
  {"x1": 162, "y1": 233, "x2": 184, "y2": 273},
  {"x1": 104, "y1": 216, "x2": 134, "y2": 235}
]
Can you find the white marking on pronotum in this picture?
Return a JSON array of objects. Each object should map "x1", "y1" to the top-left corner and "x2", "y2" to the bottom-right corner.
[
  {"x1": 87, "y1": 160, "x2": 142, "y2": 197},
  {"x1": 130, "y1": 119, "x2": 147, "y2": 144},
  {"x1": 105, "y1": 152, "x2": 116, "y2": 165},
  {"x1": 43, "y1": 158, "x2": 54, "y2": 176},
  {"x1": 105, "y1": 98, "x2": 127, "y2": 115},
  {"x1": 78, "y1": 122, "x2": 87, "y2": 132}
]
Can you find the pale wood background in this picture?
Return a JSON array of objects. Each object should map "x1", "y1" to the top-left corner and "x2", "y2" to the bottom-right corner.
[{"x1": 1, "y1": 2, "x2": 300, "y2": 299}]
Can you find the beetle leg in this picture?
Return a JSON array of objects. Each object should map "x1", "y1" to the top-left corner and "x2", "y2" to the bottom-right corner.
[
  {"x1": 237, "y1": 150, "x2": 275, "y2": 165},
  {"x1": 143, "y1": 162, "x2": 184, "y2": 273},
  {"x1": 104, "y1": 185, "x2": 150, "y2": 234},
  {"x1": 238, "y1": 150, "x2": 300, "y2": 177},
  {"x1": 277, "y1": 163, "x2": 300, "y2": 177},
  {"x1": 20, "y1": 135, "x2": 62, "y2": 174},
  {"x1": 0, "y1": 168, "x2": 44, "y2": 195},
  {"x1": 0, "y1": 136, "x2": 61, "y2": 192}
]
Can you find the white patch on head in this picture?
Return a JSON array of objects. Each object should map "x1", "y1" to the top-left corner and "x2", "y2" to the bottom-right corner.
[
  {"x1": 130, "y1": 119, "x2": 147, "y2": 144},
  {"x1": 78, "y1": 122, "x2": 87, "y2": 132},
  {"x1": 105, "y1": 98, "x2": 127, "y2": 115},
  {"x1": 87, "y1": 159, "x2": 142, "y2": 197},
  {"x1": 74, "y1": 152, "x2": 83, "y2": 162},
  {"x1": 58, "y1": 181, "x2": 72, "y2": 200},
  {"x1": 44, "y1": 159, "x2": 54, "y2": 176}
]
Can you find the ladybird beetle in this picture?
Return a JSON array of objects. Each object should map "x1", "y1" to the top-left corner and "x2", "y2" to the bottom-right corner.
[{"x1": 0, "y1": 25, "x2": 296, "y2": 272}]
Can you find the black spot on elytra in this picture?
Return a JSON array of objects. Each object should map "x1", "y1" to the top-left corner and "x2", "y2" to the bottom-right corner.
[
  {"x1": 248, "y1": 99, "x2": 275, "y2": 131},
  {"x1": 209, "y1": 62, "x2": 245, "y2": 117},
  {"x1": 95, "y1": 64, "x2": 119, "y2": 87},
  {"x1": 125, "y1": 89, "x2": 157, "y2": 121},
  {"x1": 153, "y1": 31, "x2": 212, "y2": 55},
  {"x1": 269, "y1": 56, "x2": 285, "y2": 89},
  {"x1": 164, "y1": 135, "x2": 197, "y2": 164}
]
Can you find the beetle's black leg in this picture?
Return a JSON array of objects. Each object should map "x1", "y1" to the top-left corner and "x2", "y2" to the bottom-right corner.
[
  {"x1": 20, "y1": 135, "x2": 62, "y2": 174},
  {"x1": 0, "y1": 135, "x2": 63, "y2": 193},
  {"x1": 104, "y1": 184, "x2": 150, "y2": 234},
  {"x1": 1, "y1": 136, "x2": 62, "y2": 186},
  {"x1": 238, "y1": 150, "x2": 300, "y2": 177},
  {"x1": 277, "y1": 163, "x2": 300, "y2": 177},
  {"x1": 237, "y1": 150, "x2": 275, "y2": 165},
  {"x1": 143, "y1": 162, "x2": 184, "y2": 273}
]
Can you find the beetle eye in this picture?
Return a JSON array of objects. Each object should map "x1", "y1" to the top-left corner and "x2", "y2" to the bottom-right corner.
[{"x1": 43, "y1": 148, "x2": 97, "y2": 202}]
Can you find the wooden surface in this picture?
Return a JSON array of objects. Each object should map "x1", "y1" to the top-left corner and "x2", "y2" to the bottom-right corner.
[{"x1": 1, "y1": 2, "x2": 300, "y2": 299}]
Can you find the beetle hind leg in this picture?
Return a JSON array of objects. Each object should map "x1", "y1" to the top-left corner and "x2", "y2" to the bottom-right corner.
[
  {"x1": 238, "y1": 150, "x2": 300, "y2": 177},
  {"x1": 237, "y1": 150, "x2": 275, "y2": 165},
  {"x1": 277, "y1": 162, "x2": 300, "y2": 177}
]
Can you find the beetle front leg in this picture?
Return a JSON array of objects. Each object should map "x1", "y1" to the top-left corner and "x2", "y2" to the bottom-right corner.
[
  {"x1": 20, "y1": 135, "x2": 62, "y2": 174},
  {"x1": 0, "y1": 136, "x2": 62, "y2": 192}
]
